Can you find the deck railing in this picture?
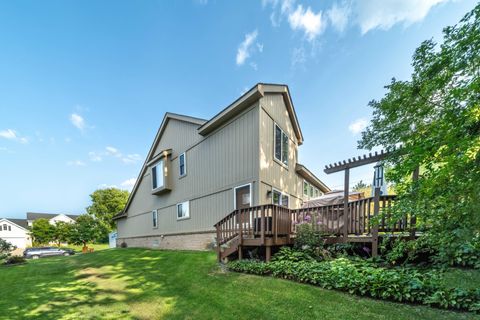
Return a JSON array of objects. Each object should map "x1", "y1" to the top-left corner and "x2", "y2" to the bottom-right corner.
[{"x1": 216, "y1": 195, "x2": 413, "y2": 246}]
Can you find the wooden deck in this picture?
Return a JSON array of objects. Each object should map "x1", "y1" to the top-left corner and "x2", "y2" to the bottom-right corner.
[{"x1": 214, "y1": 191, "x2": 415, "y2": 262}]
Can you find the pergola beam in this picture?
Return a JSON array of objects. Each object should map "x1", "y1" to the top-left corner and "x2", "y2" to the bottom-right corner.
[{"x1": 324, "y1": 149, "x2": 393, "y2": 174}]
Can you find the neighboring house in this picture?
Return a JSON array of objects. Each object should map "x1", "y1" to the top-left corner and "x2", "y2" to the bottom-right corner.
[
  {"x1": 26, "y1": 212, "x2": 79, "y2": 227},
  {"x1": 114, "y1": 83, "x2": 330, "y2": 250},
  {"x1": 0, "y1": 218, "x2": 31, "y2": 249},
  {"x1": 0, "y1": 213, "x2": 80, "y2": 249}
]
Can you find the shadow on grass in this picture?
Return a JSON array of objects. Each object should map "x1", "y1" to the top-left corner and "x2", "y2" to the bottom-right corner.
[
  {"x1": 0, "y1": 249, "x2": 477, "y2": 320},
  {"x1": 0, "y1": 249, "x2": 200, "y2": 319}
]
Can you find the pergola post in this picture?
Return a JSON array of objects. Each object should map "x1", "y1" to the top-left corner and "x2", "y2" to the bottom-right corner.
[
  {"x1": 371, "y1": 187, "x2": 380, "y2": 257},
  {"x1": 343, "y1": 168, "x2": 350, "y2": 241}
]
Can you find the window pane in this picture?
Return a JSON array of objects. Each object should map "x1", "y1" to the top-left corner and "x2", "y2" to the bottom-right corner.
[
  {"x1": 282, "y1": 133, "x2": 288, "y2": 165},
  {"x1": 272, "y1": 190, "x2": 280, "y2": 205},
  {"x1": 152, "y1": 211, "x2": 157, "y2": 227},
  {"x1": 154, "y1": 160, "x2": 164, "y2": 188},
  {"x1": 177, "y1": 204, "x2": 183, "y2": 218},
  {"x1": 152, "y1": 166, "x2": 157, "y2": 189},
  {"x1": 309, "y1": 185, "x2": 314, "y2": 197},
  {"x1": 275, "y1": 125, "x2": 282, "y2": 161},
  {"x1": 281, "y1": 194, "x2": 289, "y2": 208},
  {"x1": 304, "y1": 182, "x2": 308, "y2": 196},
  {"x1": 179, "y1": 154, "x2": 185, "y2": 176}
]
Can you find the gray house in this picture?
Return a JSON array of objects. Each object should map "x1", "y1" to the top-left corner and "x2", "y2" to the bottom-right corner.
[{"x1": 114, "y1": 83, "x2": 330, "y2": 250}]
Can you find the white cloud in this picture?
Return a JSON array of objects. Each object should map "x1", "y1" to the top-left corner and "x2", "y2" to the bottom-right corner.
[
  {"x1": 120, "y1": 178, "x2": 137, "y2": 191},
  {"x1": 0, "y1": 129, "x2": 16, "y2": 139},
  {"x1": 236, "y1": 30, "x2": 259, "y2": 66},
  {"x1": 288, "y1": 5, "x2": 325, "y2": 41},
  {"x1": 98, "y1": 183, "x2": 118, "y2": 189},
  {"x1": 122, "y1": 154, "x2": 142, "y2": 164},
  {"x1": 355, "y1": 0, "x2": 448, "y2": 34},
  {"x1": 291, "y1": 47, "x2": 306, "y2": 67},
  {"x1": 0, "y1": 129, "x2": 28, "y2": 144},
  {"x1": 105, "y1": 146, "x2": 121, "y2": 157},
  {"x1": 88, "y1": 151, "x2": 102, "y2": 162},
  {"x1": 263, "y1": 0, "x2": 448, "y2": 38},
  {"x1": 327, "y1": 2, "x2": 350, "y2": 33},
  {"x1": 70, "y1": 113, "x2": 86, "y2": 132},
  {"x1": 67, "y1": 160, "x2": 86, "y2": 167},
  {"x1": 348, "y1": 118, "x2": 369, "y2": 135}
]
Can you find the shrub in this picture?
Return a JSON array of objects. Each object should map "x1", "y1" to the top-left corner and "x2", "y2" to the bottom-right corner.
[
  {"x1": 4, "y1": 256, "x2": 26, "y2": 265},
  {"x1": 272, "y1": 247, "x2": 314, "y2": 263},
  {"x1": 0, "y1": 239, "x2": 16, "y2": 262},
  {"x1": 228, "y1": 258, "x2": 480, "y2": 312}
]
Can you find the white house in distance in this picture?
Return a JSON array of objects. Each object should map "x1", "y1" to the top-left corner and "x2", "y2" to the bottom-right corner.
[
  {"x1": 0, "y1": 218, "x2": 31, "y2": 249},
  {"x1": 0, "y1": 212, "x2": 80, "y2": 249}
]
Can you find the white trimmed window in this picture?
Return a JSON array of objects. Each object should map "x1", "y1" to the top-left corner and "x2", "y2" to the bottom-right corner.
[
  {"x1": 177, "y1": 201, "x2": 190, "y2": 220},
  {"x1": 179, "y1": 153, "x2": 186, "y2": 177},
  {"x1": 272, "y1": 189, "x2": 289, "y2": 208},
  {"x1": 152, "y1": 210, "x2": 158, "y2": 228},
  {"x1": 2, "y1": 224, "x2": 7, "y2": 231},
  {"x1": 304, "y1": 180, "x2": 322, "y2": 199},
  {"x1": 274, "y1": 124, "x2": 289, "y2": 166},
  {"x1": 151, "y1": 160, "x2": 164, "y2": 190}
]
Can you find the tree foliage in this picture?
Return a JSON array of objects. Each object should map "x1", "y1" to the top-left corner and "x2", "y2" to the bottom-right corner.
[
  {"x1": 0, "y1": 238, "x2": 15, "y2": 261},
  {"x1": 359, "y1": 4, "x2": 480, "y2": 260},
  {"x1": 68, "y1": 214, "x2": 102, "y2": 246},
  {"x1": 86, "y1": 188, "x2": 129, "y2": 232},
  {"x1": 30, "y1": 219, "x2": 55, "y2": 245}
]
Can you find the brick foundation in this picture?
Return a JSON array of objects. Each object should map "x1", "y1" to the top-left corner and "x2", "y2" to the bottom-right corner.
[{"x1": 116, "y1": 232, "x2": 216, "y2": 251}]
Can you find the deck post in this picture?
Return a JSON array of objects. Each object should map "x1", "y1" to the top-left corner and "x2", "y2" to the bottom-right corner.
[
  {"x1": 371, "y1": 187, "x2": 380, "y2": 257},
  {"x1": 261, "y1": 206, "x2": 265, "y2": 245},
  {"x1": 266, "y1": 246, "x2": 271, "y2": 262},
  {"x1": 238, "y1": 245, "x2": 242, "y2": 260},
  {"x1": 216, "y1": 225, "x2": 222, "y2": 262},
  {"x1": 343, "y1": 168, "x2": 350, "y2": 241},
  {"x1": 410, "y1": 167, "x2": 419, "y2": 239}
]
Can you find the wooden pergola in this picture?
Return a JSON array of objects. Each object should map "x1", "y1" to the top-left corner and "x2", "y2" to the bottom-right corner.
[{"x1": 323, "y1": 149, "x2": 418, "y2": 256}]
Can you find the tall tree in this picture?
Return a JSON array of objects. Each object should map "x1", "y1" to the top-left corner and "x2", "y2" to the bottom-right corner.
[
  {"x1": 30, "y1": 218, "x2": 55, "y2": 245},
  {"x1": 86, "y1": 188, "x2": 129, "y2": 232},
  {"x1": 52, "y1": 221, "x2": 73, "y2": 246},
  {"x1": 359, "y1": 4, "x2": 480, "y2": 259},
  {"x1": 69, "y1": 215, "x2": 102, "y2": 247}
]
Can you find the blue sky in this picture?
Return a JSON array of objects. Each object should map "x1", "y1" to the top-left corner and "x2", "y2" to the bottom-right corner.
[{"x1": 0, "y1": 0, "x2": 476, "y2": 218}]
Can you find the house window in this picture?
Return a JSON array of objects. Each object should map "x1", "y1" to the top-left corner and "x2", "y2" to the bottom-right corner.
[
  {"x1": 177, "y1": 201, "x2": 190, "y2": 220},
  {"x1": 8, "y1": 225, "x2": 11, "y2": 231},
  {"x1": 274, "y1": 124, "x2": 289, "y2": 166},
  {"x1": 303, "y1": 181, "x2": 309, "y2": 196},
  {"x1": 152, "y1": 210, "x2": 158, "y2": 228},
  {"x1": 152, "y1": 160, "x2": 164, "y2": 190},
  {"x1": 179, "y1": 153, "x2": 186, "y2": 177},
  {"x1": 2, "y1": 224, "x2": 7, "y2": 231},
  {"x1": 272, "y1": 189, "x2": 289, "y2": 208}
]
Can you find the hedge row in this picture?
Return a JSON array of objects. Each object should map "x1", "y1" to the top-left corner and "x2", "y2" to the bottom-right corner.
[{"x1": 228, "y1": 258, "x2": 480, "y2": 312}]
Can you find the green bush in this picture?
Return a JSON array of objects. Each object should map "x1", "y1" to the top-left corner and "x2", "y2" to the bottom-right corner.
[
  {"x1": 4, "y1": 256, "x2": 26, "y2": 265},
  {"x1": 228, "y1": 258, "x2": 480, "y2": 312},
  {"x1": 271, "y1": 247, "x2": 314, "y2": 263}
]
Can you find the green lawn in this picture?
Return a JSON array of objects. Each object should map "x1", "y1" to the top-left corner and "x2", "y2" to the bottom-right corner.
[
  {"x1": 60, "y1": 243, "x2": 110, "y2": 253},
  {"x1": 0, "y1": 249, "x2": 478, "y2": 320}
]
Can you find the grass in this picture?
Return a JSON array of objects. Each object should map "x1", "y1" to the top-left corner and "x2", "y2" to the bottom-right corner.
[
  {"x1": 61, "y1": 243, "x2": 110, "y2": 253},
  {"x1": 0, "y1": 249, "x2": 478, "y2": 320}
]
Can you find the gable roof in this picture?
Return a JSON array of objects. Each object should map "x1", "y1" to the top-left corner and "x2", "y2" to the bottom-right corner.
[
  {"x1": 26, "y1": 212, "x2": 80, "y2": 221},
  {"x1": 198, "y1": 83, "x2": 304, "y2": 145},
  {"x1": 295, "y1": 164, "x2": 331, "y2": 193},
  {"x1": 0, "y1": 218, "x2": 29, "y2": 230},
  {"x1": 121, "y1": 113, "x2": 207, "y2": 214}
]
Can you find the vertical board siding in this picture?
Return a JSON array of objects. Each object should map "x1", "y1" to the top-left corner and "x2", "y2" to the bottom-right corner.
[
  {"x1": 259, "y1": 93, "x2": 304, "y2": 207},
  {"x1": 153, "y1": 119, "x2": 203, "y2": 159},
  {"x1": 124, "y1": 104, "x2": 260, "y2": 235}
]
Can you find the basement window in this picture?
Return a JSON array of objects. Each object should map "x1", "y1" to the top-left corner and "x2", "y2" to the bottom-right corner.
[{"x1": 274, "y1": 124, "x2": 289, "y2": 166}]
